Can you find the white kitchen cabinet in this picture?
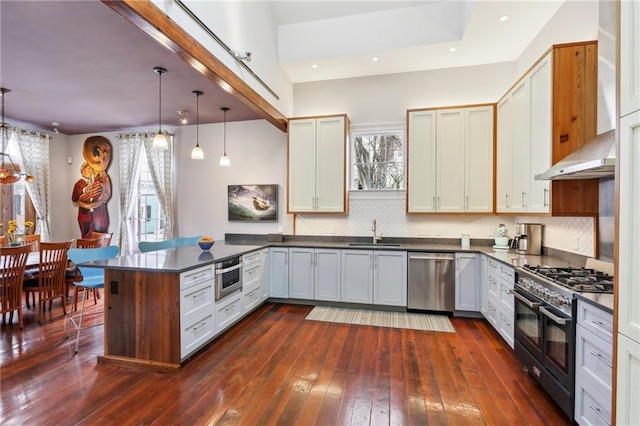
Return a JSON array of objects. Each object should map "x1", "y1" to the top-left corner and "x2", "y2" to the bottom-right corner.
[
  {"x1": 407, "y1": 109, "x2": 437, "y2": 212},
  {"x1": 455, "y1": 253, "x2": 479, "y2": 312},
  {"x1": 574, "y1": 300, "x2": 613, "y2": 426},
  {"x1": 479, "y1": 254, "x2": 489, "y2": 317},
  {"x1": 259, "y1": 248, "x2": 270, "y2": 302},
  {"x1": 484, "y1": 258, "x2": 515, "y2": 349},
  {"x1": 620, "y1": 0, "x2": 640, "y2": 117},
  {"x1": 616, "y1": 334, "x2": 640, "y2": 425},
  {"x1": 242, "y1": 250, "x2": 265, "y2": 313},
  {"x1": 464, "y1": 106, "x2": 494, "y2": 213},
  {"x1": 407, "y1": 105, "x2": 493, "y2": 213},
  {"x1": 372, "y1": 250, "x2": 407, "y2": 307},
  {"x1": 341, "y1": 250, "x2": 374, "y2": 304},
  {"x1": 179, "y1": 265, "x2": 216, "y2": 359},
  {"x1": 436, "y1": 109, "x2": 465, "y2": 212},
  {"x1": 288, "y1": 115, "x2": 348, "y2": 213},
  {"x1": 288, "y1": 247, "x2": 315, "y2": 299},
  {"x1": 314, "y1": 249, "x2": 342, "y2": 302},
  {"x1": 496, "y1": 43, "x2": 598, "y2": 215},
  {"x1": 269, "y1": 247, "x2": 289, "y2": 298},
  {"x1": 527, "y1": 54, "x2": 552, "y2": 212},
  {"x1": 618, "y1": 112, "x2": 640, "y2": 343},
  {"x1": 286, "y1": 247, "x2": 342, "y2": 301}
]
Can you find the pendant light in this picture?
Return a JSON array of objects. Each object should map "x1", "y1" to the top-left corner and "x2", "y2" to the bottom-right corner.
[
  {"x1": 152, "y1": 67, "x2": 168, "y2": 150},
  {"x1": 0, "y1": 87, "x2": 34, "y2": 185},
  {"x1": 219, "y1": 107, "x2": 231, "y2": 167},
  {"x1": 190, "y1": 91, "x2": 204, "y2": 160}
]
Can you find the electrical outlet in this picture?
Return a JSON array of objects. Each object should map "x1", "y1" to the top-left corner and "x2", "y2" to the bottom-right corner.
[
  {"x1": 277, "y1": 225, "x2": 283, "y2": 232},
  {"x1": 574, "y1": 236, "x2": 580, "y2": 250},
  {"x1": 434, "y1": 228, "x2": 442, "y2": 236},
  {"x1": 417, "y1": 226, "x2": 428, "y2": 236},
  {"x1": 489, "y1": 227, "x2": 495, "y2": 236},
  {"x1": 329, "y1": 226, "x2": 336, "y2": 234}
]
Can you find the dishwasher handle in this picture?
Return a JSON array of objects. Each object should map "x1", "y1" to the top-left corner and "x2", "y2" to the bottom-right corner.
[{"x1": 409, "y1": 254, "x2": 454, "y2": 261}]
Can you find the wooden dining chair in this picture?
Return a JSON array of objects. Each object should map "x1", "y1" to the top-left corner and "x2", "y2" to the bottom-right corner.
[
  {"x1": 23, "y1": 234, "x2": 41, "y2": 252},
  {"x1": 23, "y1": 241, "x2": 72, "y2": 324},
  {"x1": 66, "y1": 245, "x2": 119, "y2": 353},
  {"x1": 0, "y1": 245, "x2": 32, "y2": 329},
  {"x1": 76, "y1": 238, "x2": 102, "y2": 249},
  {"x1": 89, "y1": 232, "x2": 112, "y2": 247}
]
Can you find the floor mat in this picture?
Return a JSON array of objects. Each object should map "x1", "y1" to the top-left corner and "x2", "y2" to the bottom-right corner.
[{"x1": 305, "y1": 306, "x2": 455, "y2": 333}]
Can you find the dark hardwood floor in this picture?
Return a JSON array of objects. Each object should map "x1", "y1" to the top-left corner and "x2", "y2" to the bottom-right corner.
[{"x1": 1, "y1": 299, "x2": 571, "y2": 425}]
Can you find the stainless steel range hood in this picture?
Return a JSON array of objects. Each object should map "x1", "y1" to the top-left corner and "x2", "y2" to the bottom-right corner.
[{"x1": 534, "y1": 130, "x2": 615, "y2": 180}]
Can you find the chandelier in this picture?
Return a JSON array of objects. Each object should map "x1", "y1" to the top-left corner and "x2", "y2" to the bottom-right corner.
[{"x1": 0, "y1": 87, "x2": 34, "y2": 184}]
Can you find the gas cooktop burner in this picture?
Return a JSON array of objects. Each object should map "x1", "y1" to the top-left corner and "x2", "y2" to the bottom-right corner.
[{"x1": 522, "y1": 264, "x2": 614, "y2": 293}]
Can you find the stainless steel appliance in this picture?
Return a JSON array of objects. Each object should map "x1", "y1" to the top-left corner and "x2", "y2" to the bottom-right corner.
[
  {"x1": 407, "y1": 252, "x2": 454, "y2": 312},
  {"x1": 513, "y1": 264, "x2": 614, "y2": 420},
  {"x1": 511, "y1": 223, "x2": 543, "y2": 255},
  {"x1": 215, "y1": 255, "x2": 243, "y2": 300}
]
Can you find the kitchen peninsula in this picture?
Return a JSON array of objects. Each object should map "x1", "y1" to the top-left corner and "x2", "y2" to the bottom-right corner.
[{"x1": 88, "y1": 242, "x2": 264, "y2": 372}]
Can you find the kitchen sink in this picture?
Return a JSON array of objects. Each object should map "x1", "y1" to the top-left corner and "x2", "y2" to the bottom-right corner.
[{"x1": 348, "y1": 243, "x2": 401, "y2": 247}]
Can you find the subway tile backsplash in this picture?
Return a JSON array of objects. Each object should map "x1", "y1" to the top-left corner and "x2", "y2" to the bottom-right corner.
[{"x1": 293, "y1": 197, "x2": 595, "y2": 258}]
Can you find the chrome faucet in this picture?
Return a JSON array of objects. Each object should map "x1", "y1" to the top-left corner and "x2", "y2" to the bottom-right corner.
[{"x1": 372, "y1": 219, "x2": 382, "y2": 244}]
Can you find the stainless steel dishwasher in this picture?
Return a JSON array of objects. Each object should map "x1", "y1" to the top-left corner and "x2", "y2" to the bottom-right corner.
[{"x1": 407, "y1": 252, "x2": 455, "y2": 312}]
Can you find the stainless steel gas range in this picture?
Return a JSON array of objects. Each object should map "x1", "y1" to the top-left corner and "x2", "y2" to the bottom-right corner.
[{"x1": 512, "y1": 264, "x2": 614, "y2": 420}]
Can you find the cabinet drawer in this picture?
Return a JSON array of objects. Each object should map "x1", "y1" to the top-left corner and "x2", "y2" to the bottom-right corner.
[
  {"x1": 243, "y1": 250, "x2": 261, "y2": 266},
  {"x1": 576, "y1": 324, "x2": 613, "y2": 393},
  {"x1": 498, "y1": 279, "x2": 514, "y2": 314},
  {"x1": 577, "y1": 300, "x2": 613, "y2": 341},
  {"x1": 575, "y1": 374, "x2": 612, "y2": 426},
  {"x1": 488, "y1": 259, "x2": 514, "y2": 282},
  {"x1": 216, "y1": 294, "x2": 243, "y2": 332},
  {"x1": 180, "y1": 265, "x2": 215, "y2": 290},
  {"x1": 243, "y1": 286, "x2": 262, "y2": 313},
  {"x1": 488, "y1": 274, "x2": 500, "y2": 300},
  {"x1": 243, "y1": 262, "x2": 262, "y2": 289},
  {"x1": 486, "y1": 298, "x2": 499, "y2": 328},
  {"x1": 181, "y1": 313, "x2": 215, "y2": 359},
  {"x1": 498, "y1": 309, "x2": 514, "y2": 349},
  {"x1": 180, "y1": 281, "x2": 214, "y2": 327}
]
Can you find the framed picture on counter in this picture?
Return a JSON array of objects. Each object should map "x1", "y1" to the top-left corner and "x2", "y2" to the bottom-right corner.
[{"x1": 227, "y1": 184, "x2": 278, "y2": 221}]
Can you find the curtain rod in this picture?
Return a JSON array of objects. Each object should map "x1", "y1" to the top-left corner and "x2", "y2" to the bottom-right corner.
[{"x1": 174, "y1": 0, "x2": 280, "y2": 101}]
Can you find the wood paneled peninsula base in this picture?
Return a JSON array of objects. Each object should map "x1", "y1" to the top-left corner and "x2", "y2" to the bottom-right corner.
[{"x1": 85, "y1": 243, "x2": 264, "y2": 372}]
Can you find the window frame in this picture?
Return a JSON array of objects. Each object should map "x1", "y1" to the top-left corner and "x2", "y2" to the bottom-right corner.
[{"x1": 349, "y1": 122, "x2": 406, "y2": 191}]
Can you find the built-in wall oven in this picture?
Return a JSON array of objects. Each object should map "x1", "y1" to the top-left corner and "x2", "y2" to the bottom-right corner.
[
  {"x1": 215, "y1": 255, "x2": 243, "y2": 300},
  {"x1": 513, "y1": 265, "x2": 614, "y2": 420}
]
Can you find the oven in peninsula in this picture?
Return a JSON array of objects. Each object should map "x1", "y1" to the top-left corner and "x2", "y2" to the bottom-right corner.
[{"x1": 215, "y1": 255, "x2": 243, "y2": 300}]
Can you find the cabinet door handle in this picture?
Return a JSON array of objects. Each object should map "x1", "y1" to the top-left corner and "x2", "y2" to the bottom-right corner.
[
  {"x1": 432, "y1": 196, "x2": 436, "y2": 209},
  {"x1": 589, "y1": 350, "x2": 613, "y2": 368},
  {"x1": 505, "y1": 194, "x2": 510, "y2": 208},
  {"x1": 543, "y1": 188, "x2": 549, "y2": 207},
  {"x1": 465, "y1": 195, "x2": 469, "y2": 210},
  {"x1": 522, "y1": 192, "x2": 526, "y2": 207},
  {"x1": 590, "y1": 319, "x2": 613, "y2": 334},
  {"x1": 588, "y1": 404, "x2": 611, "y2": 425},
  {"x1": 437, "y1": 196, "x2": 440, "y2": 209}
]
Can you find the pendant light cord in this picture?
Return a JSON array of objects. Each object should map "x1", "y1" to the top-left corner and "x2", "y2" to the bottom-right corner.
[
  {"x1": 223, "y1": 108, "x2": 227, "y2": 155},
  {"x1": 195, "y1": 92, "x2": 200, "y2": 147}
]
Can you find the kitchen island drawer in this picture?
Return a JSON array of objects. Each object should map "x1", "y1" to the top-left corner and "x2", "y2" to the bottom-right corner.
[
  {"x1": 216, "y1": 293, "x2": 243, "y2": 332},
  {"x1": 181, "y1": 313, "x2": 215, "y2": 359},
  {"x1": 180, "y1": 264, "x2": 215, "y2": 290},
  {"x1": 180, "y1": 280, "x2": 214, "y2": 326}
]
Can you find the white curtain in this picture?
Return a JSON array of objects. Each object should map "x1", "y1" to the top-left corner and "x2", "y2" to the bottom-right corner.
[
  {"x1": 143, "y1": 134, "x2": 176, "y2": 241},
  {"x1": 13, "y1": 129, "x2": 52, "y2": 241},
  {"x1": 117, "y1": 132, "x2": 174, "y2": 255}
]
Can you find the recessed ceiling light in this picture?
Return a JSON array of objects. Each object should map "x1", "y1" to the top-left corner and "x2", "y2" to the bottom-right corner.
[
  {"x1": 449, "y1": 47, "x2": 456, "y2": 53},
  {"x1": 311, "y1": 64, "x2": 318, "y2": 69},
  {"x1": 372, "y1": 56, "x2": 379, "y2": 62},
  {"x1": 499, "y1": 15, "x2": 509, "y2": 22}
]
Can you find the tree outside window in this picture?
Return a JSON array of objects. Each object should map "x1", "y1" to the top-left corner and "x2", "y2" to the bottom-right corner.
[{"x1": 352, "y1": 130, "x2": 404, "y2": 190}]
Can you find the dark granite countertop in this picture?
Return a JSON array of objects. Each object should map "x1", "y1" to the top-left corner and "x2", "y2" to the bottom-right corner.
[
  {"x1": 574, "y1": 292, "x2": 614, "y2": 314},
  {"x1": 85, "y1": 241, "x2": 265, "y2": 273}
]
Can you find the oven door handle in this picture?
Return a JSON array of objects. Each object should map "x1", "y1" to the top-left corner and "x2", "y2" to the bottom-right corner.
[
  {"x1": 511, "y1": 290, "x2": 542, "y2": 309},
  {"x1": 539, "y1": 306, "x2": 571, "y2": 325},
  {"x1": 215, "y1": 262, "x2": 243, "y2": 275}
]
